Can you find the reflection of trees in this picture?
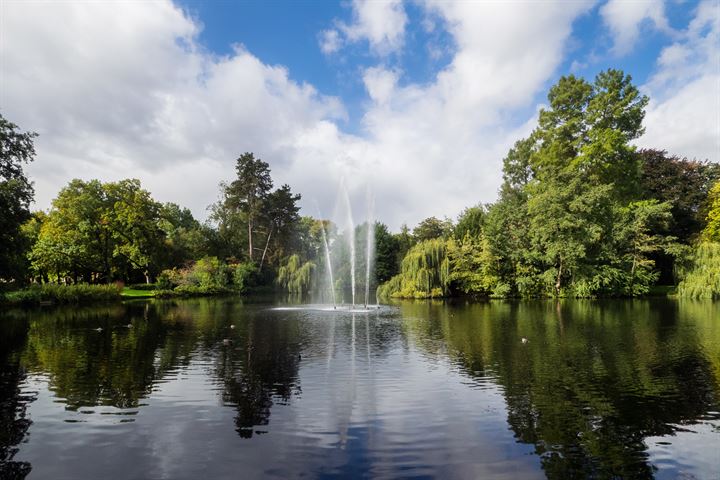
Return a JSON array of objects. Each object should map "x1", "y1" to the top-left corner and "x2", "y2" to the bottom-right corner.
[
  {"x1": 400, "y1": 299, "x2": 720, "y2": 479},
  {"x1": 0, "y1": 315, "x2": 33, "y2": 479},
  {"x1": 215, "y1": 310, "x2": 302, "y2": 438},
  {"x1": 19, "y1": 303, "x2": 197, "y2": 410}
]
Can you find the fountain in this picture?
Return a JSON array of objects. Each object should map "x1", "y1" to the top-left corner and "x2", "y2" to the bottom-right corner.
[{"x1": 275, "y1": 180, "x2": 380, "y2": 314}]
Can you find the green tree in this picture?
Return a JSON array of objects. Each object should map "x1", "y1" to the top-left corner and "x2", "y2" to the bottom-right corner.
[
  {"x1": 0, "y1": 114, "x2": 37, "y2": 282},
  {"x1": 30, "y1": 179, "x2": 167, "y2": 283},
  {"x1": 259, "y1": 184, "x2": 301, "y2": 269},
  {"x1": 158, "y1": 203, "x2": 207, "y2": 267},
  {"x1": 454, "y1": 204, "x2": 487, "y2": 240},
  {"x1": 374, "y1": 222, "x2": 399, "y2": 284},
  {"x1": 412, "y1": 216, "x2": 453, "y2": 242},
  {"x1": 701, "y1": 181, "x2": 720, "y2": 242},
  {"x1": 222, "y1": 153, "x2": 273, "y2": 261},
  {"x1": 639, "y1": 149, "x2": 720, "y2": 242}
]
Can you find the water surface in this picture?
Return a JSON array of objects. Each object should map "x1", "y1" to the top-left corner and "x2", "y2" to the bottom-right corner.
[{"x1": 1, "y1": 298, "x2": 718, "y2": 479}]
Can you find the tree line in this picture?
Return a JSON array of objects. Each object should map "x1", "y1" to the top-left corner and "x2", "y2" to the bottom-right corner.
[
  {"x1": 1, "y1": 68, "x2": 718, "y2": 298},
  {"x1": 378, "y1": 69, "x2": 719, "y2": 299}
]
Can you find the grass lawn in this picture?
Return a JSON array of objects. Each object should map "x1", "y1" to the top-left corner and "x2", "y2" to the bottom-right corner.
[{"x1": 121, "y1": 288, "x2": 156, "y2": 298}]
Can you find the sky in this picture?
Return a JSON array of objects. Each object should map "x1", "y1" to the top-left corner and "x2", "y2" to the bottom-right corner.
[{"x1": 1, "y1": 0, "x2": 718, "y2": 230}]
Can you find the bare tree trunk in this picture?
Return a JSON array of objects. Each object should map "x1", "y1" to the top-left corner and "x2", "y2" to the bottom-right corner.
[
  {"x1": 248, "y1": 219, "x2": 253, "y2": 261},
  {"x1": 260, "y1": 225, "x2": 273, "y2": 270},
  {"x1": 555, "y1": 257, "x2": 563, "y2": 296}
]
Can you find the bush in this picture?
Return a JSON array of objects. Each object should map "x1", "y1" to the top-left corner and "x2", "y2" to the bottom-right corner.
[
  {"x1": 155, "y1": 257, "x2": 255, "y2": 297},
  {"x1": 2, "y1": 283, "x2": 123, "y2": 305},
  {"x1": 677, "y1": 242, "x2": 720, "y2": 299}
]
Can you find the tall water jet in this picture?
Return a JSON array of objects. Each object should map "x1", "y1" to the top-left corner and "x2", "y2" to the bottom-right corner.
[
  {"x1": 364, "y1": 189, "x2": 375, "y2": 308},
  {"x1": 317, "y1": 212, "x2": 336, "y2": 308},
  {"x1": 341, "y1": 178, "x2": 356, "y2": 308}
]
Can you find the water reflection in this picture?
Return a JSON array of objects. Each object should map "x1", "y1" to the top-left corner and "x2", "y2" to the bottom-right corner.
[
  {"x1": 216, "y1": 314, "x2": 302, "y2": 438},
  {"x1": 397, "y1": 299, "x2": 720, "y2": 479},
  {"x1": 0, "y1": 298, "x2": 717, "y2": 479},
  {"x1": 0, "y1": 316, "x2": 33, "y2": 479}
]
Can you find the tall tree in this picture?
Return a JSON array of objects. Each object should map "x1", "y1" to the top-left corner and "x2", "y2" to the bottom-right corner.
[
  {"x1": 223, "y1": 153, "x2": 273, "y2": 261},
  {"x1": 412, "y1": 216, "x2": 453, "y2": 242},
  {"x1": 454, "y1": 204, "x2": 487, "y2": 240},
  {"x1": 639, "y1": 149, "x2": 720, "y2": 243},
  {"x1": 703, "y1": 181, "x2": 720, "y2": 242},
  {"x1": 0, "y1": 114, "x2": 37, "y2": 282},
  {"x1": 259, "y1": 184, "x2": 301, "y2": 269},
  {"x1": 374, "y1": 222, "x2": 399, "y2": 284}
]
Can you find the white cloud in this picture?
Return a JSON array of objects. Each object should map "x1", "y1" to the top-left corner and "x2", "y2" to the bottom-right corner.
[
  {"x1": 639, "y1": 0, "x2": 720, "y2": 162},
  {"x1": 319, "y1": 29, "x2": 342, "y2": 55},
  {"x1": 3, "y1": 0, "x2": 610, "y2": 231},
  {"x1": 319, "y1": 0, "x2": 408, "y2": 56},
  {"x1": 600, "y1": 0, "x2": 672, "y2": 55},
  {"x1": 1, "y1": 0, "x2": 344, "y2": 221}
]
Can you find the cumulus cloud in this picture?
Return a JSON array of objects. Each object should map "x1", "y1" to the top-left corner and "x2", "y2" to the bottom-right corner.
[
  {"x1": 9, "y1": 0, "x2": 678, "y2": 231},
  {"x1": 319, "y1": 0, "x2": 408, "y2": 56},
  {"x1": 639, "y1": 0, "x2": 720, "y2": 162},
  {"x1": 600, "y1": 0, "x2": 672, "y2": 55},
  {"x1": 1, "y1": 0, "x2": 344, "y2": 221}
]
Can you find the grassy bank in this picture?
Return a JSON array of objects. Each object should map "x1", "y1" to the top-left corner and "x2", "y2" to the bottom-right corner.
[{"x1": 2, "y1": 284, "x2": 123, "y2": 306}]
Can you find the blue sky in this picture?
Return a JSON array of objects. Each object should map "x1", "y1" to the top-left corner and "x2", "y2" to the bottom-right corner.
[
  {"x1": 2, "y1": 0, "x2": 718, "y2": 229},
  {"x1": 174, "y1": 0, "x2": 697, "y2": 132}
]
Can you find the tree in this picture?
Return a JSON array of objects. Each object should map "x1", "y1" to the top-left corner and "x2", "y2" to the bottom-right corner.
[
  {"x1": 259, "y1": 184, "x2": 301, "y2": 269},
  {"x1": 104, "y1": 179, "x2": 165, "y2": 282},
  {"x1": 454, "y1": 204, "x2": 487, "y2": 240},
  {"x1": 374, "y1": 222, "x2": 399, "y2": 284},
  {"x1": 158, "y1": 203, "x2": 207, "y2": 267},
  {"x1": 527, "y1": 175, "x2": 613, "y2": 295},
  {"x1": 30, "y1": 179, "x2": 167, "y2": 283},
  {"x1": 702, "y1": 181, "x2": 720, "y2": 242},
  {"x1": 223, "y1": 153, "x2": 273, "y2": 261},
  {"x1": 0, "y1": 114, "x2": 37, "y2": 282},
  {"x1": 639, "y1": 149, "x2": 720, "y2": 243},
  {"x1": 412, "y1": 216, "x2": 453, "y2": 242}
]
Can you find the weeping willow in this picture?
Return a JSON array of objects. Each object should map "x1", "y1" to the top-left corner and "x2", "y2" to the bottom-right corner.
[
  {"x1": 677, "y1": 242, "x2": 720, "y2": 299},
  {"x1": 377, "y1": 239, "x2": 450, "y2": 299},
  {"x1": 277, "y1": 254, "x2": 316, "y2": 295}
]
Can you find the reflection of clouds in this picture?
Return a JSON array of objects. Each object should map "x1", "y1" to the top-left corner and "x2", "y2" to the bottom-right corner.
[
  {"x1": 9, "y1": 300, "x2": 718, "y2": 479},
  {"x1": 646, "y1": 421, "x2": 720, "y2": 479}
]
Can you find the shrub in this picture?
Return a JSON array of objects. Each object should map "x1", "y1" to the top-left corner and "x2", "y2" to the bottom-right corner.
[
  {"x1": 2, "y1": 283, "x2": 123, "y2": 305},
  {"x1": 677, "y1": 242, "x2": 720, "y2": 299}
]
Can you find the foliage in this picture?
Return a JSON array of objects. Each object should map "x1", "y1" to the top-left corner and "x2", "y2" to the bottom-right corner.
[
  {"x1": 374, "y1": 222, "x2": 400, "y2": 284},
  {"x1": 447, "y1": 234, "x2": 499, "y2": 296},
  {"x1": 158, "y1": 257, "x2": 255, "y2": 296},
  {"x1": 2, "y1": 283, "x2": 122, "y2": 305},
  {"x1": 639, "y1": 149, "x2": 720, "y2": 243},
  {"x1": 454, "y1": 204, "x2": 487, "y2": 240},
  {"x1": 277, "y1": 254, "x2": 315, "y2": 294},
  {"x1": 676, "y1": 242, "x2": 720, "y2": 299},
  {"x1": 377, "y1": 239, "x2": 450, "y2": 298},
  {"x1": 0, "y1": 114, "x2": 37, "y2": 283},
  {"x1": 702, "y1": 181, "x2": 720, "y2": 242},
  {"x1": 412, "y1": 216, "x2": 453, "y2": 242}
]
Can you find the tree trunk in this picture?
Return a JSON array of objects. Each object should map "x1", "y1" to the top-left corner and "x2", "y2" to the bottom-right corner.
[
  {"x1": 248, "y1": 219, "x2": 253, "y2": 261},
  {"x1": 260, "y1": 225, "x2": 273, "y2": 270},
  {"x1": 555, "y1": 257, "x2": 563, "y2": 296}
]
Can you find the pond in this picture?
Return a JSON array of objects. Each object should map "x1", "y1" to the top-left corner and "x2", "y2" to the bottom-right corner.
[{"x1": 1, "y1": 298, "x2": 718, "y2": 479}]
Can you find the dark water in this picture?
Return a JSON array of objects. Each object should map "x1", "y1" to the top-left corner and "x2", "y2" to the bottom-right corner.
[{"x1": 1, "y1": 298, "x2": 718, "y2": 480}]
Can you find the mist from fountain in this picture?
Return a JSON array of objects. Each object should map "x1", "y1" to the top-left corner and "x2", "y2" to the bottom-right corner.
[
  {"x1": 364, "y1": 189, "x2": 375, "y2": 308},
  {"x1": 341, "y1": 178, "x2": 356, "y2": 309},
  {"x1": 319, "y1": 213, "x2": 336, "y2": 308}
]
